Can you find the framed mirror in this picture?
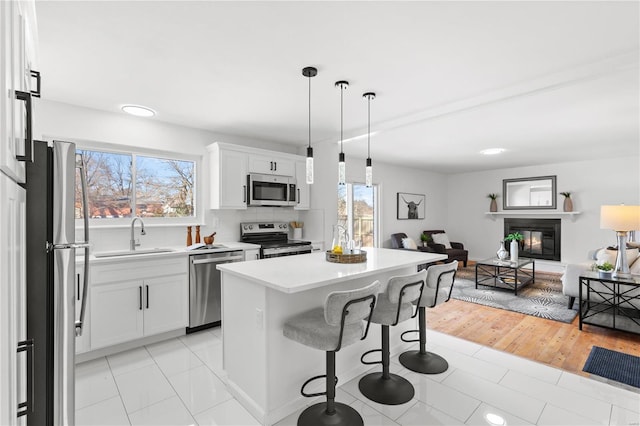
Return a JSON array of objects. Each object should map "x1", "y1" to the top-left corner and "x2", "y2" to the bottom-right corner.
[{"x1": 503, "y1": 176, "x2": 556, "y2": 210}]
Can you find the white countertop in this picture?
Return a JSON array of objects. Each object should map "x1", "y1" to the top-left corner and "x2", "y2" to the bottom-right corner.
[
  {"x1": 217, "y1": 248, "x2": 446, "y2": 293},
  {"x1": 81, "y1": 241, "x2": 260, "y2": 264}
]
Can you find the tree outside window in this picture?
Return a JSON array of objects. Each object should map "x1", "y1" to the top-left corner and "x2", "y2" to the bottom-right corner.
[{"x1": 75, "y1": 149, "x2": 195, "y2": 219}]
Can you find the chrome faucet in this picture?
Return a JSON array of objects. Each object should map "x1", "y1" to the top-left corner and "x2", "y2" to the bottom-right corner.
[{"x1": 130, "y1": 217, "x2": 146, "y2": 251}]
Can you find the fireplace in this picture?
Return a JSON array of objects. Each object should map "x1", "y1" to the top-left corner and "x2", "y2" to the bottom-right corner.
[{"x1": 504, "y1": 218, "x2": 561, "y2": 261}]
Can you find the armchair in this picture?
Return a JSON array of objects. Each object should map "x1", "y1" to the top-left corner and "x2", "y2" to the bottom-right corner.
[{"x1": 423, "y1": 230, "x2": 468, "y2": 267}]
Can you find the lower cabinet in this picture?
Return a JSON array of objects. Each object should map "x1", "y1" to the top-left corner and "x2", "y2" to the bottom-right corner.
[
  {"x1": 90, "y1": 256, "x2": 188, "y2": 350},
  {"x1": 244, "y1": 248, "x2": 260, "y2": 261}
]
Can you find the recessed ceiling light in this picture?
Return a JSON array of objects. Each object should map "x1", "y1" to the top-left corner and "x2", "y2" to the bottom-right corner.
[
  {"x1": 480, "y1": 148, "x2": 505, "y2": 155},
  {"x1": 121, "y1": 105, "x2": 156, "y2": 117}
]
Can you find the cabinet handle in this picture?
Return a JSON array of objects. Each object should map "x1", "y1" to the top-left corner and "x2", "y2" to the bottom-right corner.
[
  {"x1": 274, "y1": 161, "x2": 277, "y2": 171},
  {"x1": 270, "y1": 161, "x2": 273, "y2": 171},
  {"x1": 16, "y1": 339, "x2": 34, "y2": 418},
  {"x1": 14, "y1": 91, "x2": 32, "y2": 163},
  {"x1": 30, "y1": 70, "x2": 41, "y2": 98},
  {"x1": 297, "y1": 188, "x2": 300, "y2": 204},
  {"x1": 146, "y1": 285, "x2": 149, "y2": 309},
  {"x1": 255, "y1": 253, "x2": 259, "y2": 260},
  {"x1": 139, "y1": 286, "x2": 143, "y2": 310},
  {"x1": 243, "y1": 185, "x2": 247, "y2": 203},
  {"x1": 77, "y1": 274, "x2": 80, "y2": 301}
]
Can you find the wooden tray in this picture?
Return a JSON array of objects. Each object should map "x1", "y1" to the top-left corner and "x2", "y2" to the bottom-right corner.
[{"x1": 326, "y1": 250, "x2": 367, "y2": 264}]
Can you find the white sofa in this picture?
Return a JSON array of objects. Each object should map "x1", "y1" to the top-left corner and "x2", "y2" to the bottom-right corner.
[{"x1": 562, "y1": 247, "x2": 640, "y2": 309}]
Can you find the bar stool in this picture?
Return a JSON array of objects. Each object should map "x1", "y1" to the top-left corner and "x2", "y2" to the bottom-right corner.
[
  {"x1": 358, "y1": 270, "x2": 426, "y2": 405},
  {"x1": 399, "y1": 261, "x2": 458, "y2": 374},
  {"x1": 283, "y1": 280, "x2": 380, "y2": 426}
]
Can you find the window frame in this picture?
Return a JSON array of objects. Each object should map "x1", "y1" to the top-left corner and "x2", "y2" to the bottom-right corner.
[
  {"x1": 338, "y1": 181, "x2": 380, "y2": 248},
  {"x1": 72, "y1": 140, "x2": 202, "y2": 228}
]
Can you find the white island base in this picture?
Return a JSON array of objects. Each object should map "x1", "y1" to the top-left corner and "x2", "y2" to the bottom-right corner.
[{"x1": 218, "y1": 248, "x2": 446, "y2": 425}]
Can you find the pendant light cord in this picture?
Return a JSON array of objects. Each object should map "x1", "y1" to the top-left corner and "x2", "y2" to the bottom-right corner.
[
  {"x1": 340, "y1": 84, "x2": 344, "y2": 154},
  {"x1": 367, "y1": 95, "x2": 371, "y2": 158},
  {"x1": 308, "y1": 75, "x2": 311, "y2": 149}
]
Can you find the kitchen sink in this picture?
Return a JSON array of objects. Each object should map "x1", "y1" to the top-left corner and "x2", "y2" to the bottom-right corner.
[{"x1": 93, "y1": 248, "x2": 176, "y2": 258}]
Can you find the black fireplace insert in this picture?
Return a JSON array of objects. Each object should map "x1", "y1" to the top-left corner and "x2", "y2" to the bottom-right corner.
[{"x1": 504, "y1": 218, "x2": 561, "y2": 261}]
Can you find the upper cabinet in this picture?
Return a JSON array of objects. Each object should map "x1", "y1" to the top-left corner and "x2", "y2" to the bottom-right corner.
[
  {"x1": 207, "y1": 142, "x2": 310, "y2": 210},
  {"x1": 248, "y1": 154, "x2": 295, "y2": 177},
  {"x1": 208, "y1": 143, "x2": 248, "y2": 210},
  {"x1": 1, "y1": 0, "x2": 39, "y2": 184}
]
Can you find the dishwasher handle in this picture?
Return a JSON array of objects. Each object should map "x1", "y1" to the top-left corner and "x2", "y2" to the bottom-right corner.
[{"x1": 191, "y1": 255, "x2": 244, "y2": 265}]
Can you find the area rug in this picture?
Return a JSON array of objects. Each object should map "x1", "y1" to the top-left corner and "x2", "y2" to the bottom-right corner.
[
  {"x1": 583, "y1": 346, "x2": 640, "y2": 388},
  {"x1": 450, "y1": 271, "x2": 578, "y2": 323}
]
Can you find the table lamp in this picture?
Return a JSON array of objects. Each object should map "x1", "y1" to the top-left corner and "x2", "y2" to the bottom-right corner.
[{"x1": 600, "y1": 205, "x2": 640, "y2": 278}]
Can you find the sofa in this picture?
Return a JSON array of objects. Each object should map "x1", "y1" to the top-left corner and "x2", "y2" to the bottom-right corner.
[{"x1": 562, "y1": 246, "x2": 640, "y2": 309}]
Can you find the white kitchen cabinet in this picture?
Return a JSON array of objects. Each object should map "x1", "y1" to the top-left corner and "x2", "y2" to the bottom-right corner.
[
  {"x1": 248, "y1": 154, "x2": 295, "y2": 177},
  {"x1": 0, "y1": 172, "x2": 26, "y2": 424},
  {"x1": 208, "y1": 143, "x2": 248, "y2": 209},
  {"x1": 90, "y1": 256, "x2": 188, "y2": 350},
  {"x1": 244, "y1": 249, "x2": 260, "y2": 261},
  {"x1": 0, "y1": 0, "x2": 38, "y2": 185},
  {"x1": 294, "y1": 159, "x2": 310, "y2": 210},
  {"x1": 142, "y1": 275, "x2": 188, "y2": 336}
]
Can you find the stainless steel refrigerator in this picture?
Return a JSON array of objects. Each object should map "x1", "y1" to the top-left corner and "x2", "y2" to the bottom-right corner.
[{"x1": 26, "y1": 140, "x2": 89, "y2": 425}]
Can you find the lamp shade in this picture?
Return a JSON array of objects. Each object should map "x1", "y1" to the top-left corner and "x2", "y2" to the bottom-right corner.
[{"x1": 600, "y1": 205, "x2": 640, "y2": 231}]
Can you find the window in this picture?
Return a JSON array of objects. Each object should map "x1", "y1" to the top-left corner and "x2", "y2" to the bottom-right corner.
[
  {"x1": 75, "y1": 148, "x2": 196, "y2": 220},
  {"x1": 337, "y1": 183, "x2": 378, "y2": 247}
]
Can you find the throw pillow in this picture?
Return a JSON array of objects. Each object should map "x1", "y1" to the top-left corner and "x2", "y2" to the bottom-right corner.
[
  {"x1": 595, "y1": 248, "x2": 640, "y2": 266},
  {"x1": 401, "y1": 237, "x2": 417, "y2": 250},
  {"x1": 431, "y1": 233, "x2": 452, "y2": 249}
]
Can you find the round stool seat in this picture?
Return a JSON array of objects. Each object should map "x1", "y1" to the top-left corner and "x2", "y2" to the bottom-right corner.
[{"x1": 283, "y1": 308, "x2": 366, "y2": 352}]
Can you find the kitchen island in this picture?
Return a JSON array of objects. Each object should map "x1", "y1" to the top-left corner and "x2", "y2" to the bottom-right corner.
[{"x1": 218, "y1": 248, "x2": 446, "y2": 425}]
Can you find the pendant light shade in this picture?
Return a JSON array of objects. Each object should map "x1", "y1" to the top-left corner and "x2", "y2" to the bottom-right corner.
[
  {"x1": 302, "y1": 66, "x2": 317, "y2": 185},
  {"x1": 336, "y1": 80, "x2": 349, "y2": 185},
  {"x1": 363, "y1": 92, "x2": 375, "y2": 188}
]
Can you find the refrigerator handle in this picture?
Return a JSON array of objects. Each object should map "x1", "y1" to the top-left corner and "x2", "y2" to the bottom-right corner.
[
  {"x1": 15, "y1": 91, "x2": 32, "y2": 163},
  {"x1": 16, "y1": 339, "x2": 34, "y2": 417},
  {"x1": 75, "y1": 154, "x2": 91, "y2": 337}
]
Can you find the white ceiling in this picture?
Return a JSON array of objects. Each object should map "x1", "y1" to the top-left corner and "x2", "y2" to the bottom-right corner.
[{"x1": 35, "y1": 1, "x2": 639, "y2": 173}]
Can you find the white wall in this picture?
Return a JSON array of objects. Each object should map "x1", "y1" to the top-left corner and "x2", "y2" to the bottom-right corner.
[
  {"x1": 446, "y1": 157, "x2": 640, "y2": 270},
  {"x1": 35, "y1": 100, "x2": 301, "y2": 252}
]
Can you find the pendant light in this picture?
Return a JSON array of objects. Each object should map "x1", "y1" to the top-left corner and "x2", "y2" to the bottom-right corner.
[
  {"x1": 302, "y1": 66, "x2": 317, "y2": 184},
  {"x1": 363, "y1": 92, "x2": 375, "y2": 187},
  {"x1": 335, "y1": 80, "x2": 349, "y2": 185}
]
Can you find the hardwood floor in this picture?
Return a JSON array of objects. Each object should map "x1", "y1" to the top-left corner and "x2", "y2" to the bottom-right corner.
[{"x1": 428, "y1": 264, "x2": 640, "y2": 377}]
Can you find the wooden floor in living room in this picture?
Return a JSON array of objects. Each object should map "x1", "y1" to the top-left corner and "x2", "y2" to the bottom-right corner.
[{"x1": 429, "y1": 263, "x2": 640, "y2": 377}]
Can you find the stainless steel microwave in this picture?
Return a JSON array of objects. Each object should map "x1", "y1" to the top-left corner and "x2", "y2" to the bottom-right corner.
[{"x1": 247, "y1": 173, "x2": 297, "y2": 207}]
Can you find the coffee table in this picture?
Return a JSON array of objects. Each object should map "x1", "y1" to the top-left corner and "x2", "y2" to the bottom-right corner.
[{"x1": 475, "y1": 257, "x2": 535, "y2": 295}]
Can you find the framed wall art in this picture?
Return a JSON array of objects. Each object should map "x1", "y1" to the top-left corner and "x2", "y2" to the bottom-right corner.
[{"x1": 397, "y1": 192, "x2": 425, "y2": 220}]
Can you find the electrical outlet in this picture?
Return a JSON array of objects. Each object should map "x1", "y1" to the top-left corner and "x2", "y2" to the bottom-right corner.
[{"x1": 255, "y1": 308, "x2": 263, "y2": 330}]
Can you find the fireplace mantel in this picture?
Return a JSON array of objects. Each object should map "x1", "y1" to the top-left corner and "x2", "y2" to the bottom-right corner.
[{"x1": 485, "y1": 211, "x2": 581, "y2": 222}]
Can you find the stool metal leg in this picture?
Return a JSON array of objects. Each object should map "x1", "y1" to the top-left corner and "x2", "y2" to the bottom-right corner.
[
  {"x1": 298, "y1": 351, "x2": 363, "y2": 426},
  {"x1": 358, "y1": 325, "x2": 415, "y2": 405},
  {"x1": 399, "y1": 307, "x2": 448, "y2": 374}
]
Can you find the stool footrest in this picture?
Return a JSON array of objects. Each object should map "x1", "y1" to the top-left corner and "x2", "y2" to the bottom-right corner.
[
  {"x1": 300, "y1": 374, "x2": 338, "y2": 398},
  {"x1": 400, "y1": 329, "x2": 420, "y2": 343},
  {"x1": 360, "y1": 348, "x2": 383, "y2": 366}
]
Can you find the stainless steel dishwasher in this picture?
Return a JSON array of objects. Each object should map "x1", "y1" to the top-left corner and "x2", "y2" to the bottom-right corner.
[{"x1": 187, "y1": 250, "x2": 244, "y2": 333}]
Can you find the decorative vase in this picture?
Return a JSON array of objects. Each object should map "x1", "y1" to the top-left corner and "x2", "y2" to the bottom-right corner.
[
  {"x1": 510, "y1": 240, "x2": 519, "y2": 262},
  {"x1": 490, "y1": 199, "x2": 498, "y2": 212},
  {"x1": 497, "y1": 241, "x2": 508, "y2": 260},
  {"x1": 563, "y1": 197, "x2": 573, "y2": 212}
]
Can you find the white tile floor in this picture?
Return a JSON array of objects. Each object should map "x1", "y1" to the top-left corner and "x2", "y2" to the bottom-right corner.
[{"x1": 75, "y1": 327, "x2": 640, "y2": 426}]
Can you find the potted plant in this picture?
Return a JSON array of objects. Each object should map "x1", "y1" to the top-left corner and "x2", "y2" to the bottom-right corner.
[
  {"x1": 420, "y1": 232, "x2": 431, "y2": 247},
  {"x1": 504, "y1": 232, "x2": 524, "y2": 262},
  {"x1": 560, "y1": 192, "x2": 573, "y2": 212},
  {"x1": 595, "y1": 261, "x2": 614, "y2": 278},
  {"x1": 487, "y1": 193, "x2": 499, "y2": 212}
]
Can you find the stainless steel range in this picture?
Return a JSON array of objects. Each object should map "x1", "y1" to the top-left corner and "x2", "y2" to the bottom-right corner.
[{"x1": 240, "y1": 222, "x2": 312, "y2": 258}]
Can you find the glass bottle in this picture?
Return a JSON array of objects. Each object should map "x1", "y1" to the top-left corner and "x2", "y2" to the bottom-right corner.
[{"x1": 497, "y1": 241, "x2": 508, "y2": 260}]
